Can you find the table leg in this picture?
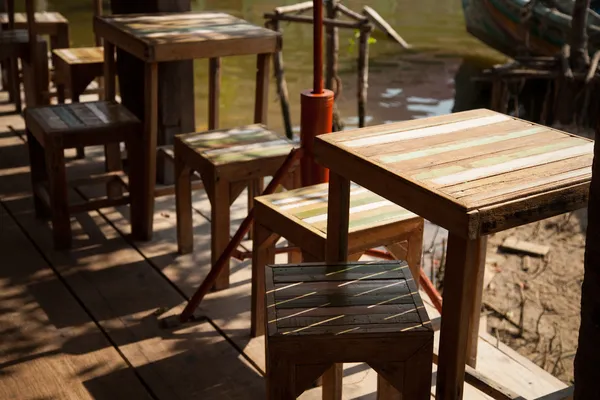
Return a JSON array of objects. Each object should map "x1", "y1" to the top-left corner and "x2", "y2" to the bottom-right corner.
[
  {"x1": 466, "y1": 236, "x2": 487, "y2": 368},
  {"x1": 139, "y1": 61, "x2": 159, "y2": 240},
  {"x1": 436, "y1": 233, "x2": 483, "y2": 400},
  {"x1": 102, "y1": 41, "x2": 123, "y2": 199},
  {"x1": 103, "y1": 42, "x2": 116, "y2": 101},
  {"x1": 254, "y1": 53, "x2": 271, "y2": 125},
  {"x1": 322, "y1": 170, "x2": 350, "y2": 400}
]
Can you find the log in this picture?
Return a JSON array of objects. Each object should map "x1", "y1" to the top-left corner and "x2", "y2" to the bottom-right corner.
[
  {"x1": 274, "y1": 1, "x2": 313, "y2": 15},
  {"x1": 264, "y1": 13, "x2": 367, "y2": 30},
  {"x1": 362, "y1": 5, "x2": 411, "y2": 49},
  {"x1": 335, "y1": 3, "x2": 367, "y2": 22},
  {"x1": 268, "y1": 20, "x2": 293, "y2": 139}
]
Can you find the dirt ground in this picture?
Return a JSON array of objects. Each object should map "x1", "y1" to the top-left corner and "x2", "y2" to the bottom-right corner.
[{"x1": 480, "y1": 208, "x2": 587, "y2": 385}]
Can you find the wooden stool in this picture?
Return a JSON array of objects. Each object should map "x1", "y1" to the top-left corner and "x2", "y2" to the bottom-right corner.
[
  {"x1": 0, "y1": 29, "x2": 47, "y2": 112},
  {"x1": 251, "y1": 182, "x2": 424, "y2": 337},
  {"x1": 53, "y1": 0, "x2": 106, "y2": 159},
  {"x1": 24, "y1": 100, "x2": 144, "y2": 249},
  {"x1": 0, "y1": 11, "x2": 69, "y2": 109},
  {"x1": 174, "y1": 124, "x2": 297, "y2": 290},
  {"x1": 264, "y1": 260, "x2": 433, "y2": 399}
]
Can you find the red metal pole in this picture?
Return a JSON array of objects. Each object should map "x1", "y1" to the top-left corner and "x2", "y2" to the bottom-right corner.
[{"x1": 300, "y1": 0, "x2": 334, "y2": 186}]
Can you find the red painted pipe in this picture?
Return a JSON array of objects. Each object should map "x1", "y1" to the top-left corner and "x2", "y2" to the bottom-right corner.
[
  {"x1": 313, "y1": 0, "x2": 324, "y2": 94},
  {"x1": 180, "y1": 148, "x2": 304, "y2": 322},
  {"x1": 300, "y1": 88, "x2": 334, "y2": 186}
]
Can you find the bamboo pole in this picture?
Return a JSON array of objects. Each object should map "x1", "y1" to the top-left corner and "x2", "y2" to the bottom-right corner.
[
  {"x1": 267, "y1": 20, "x2": 293, "y2": 139},
  {"x1": 357, "y1": 27, "x2": 371, "y2": 128},
  {"x1": 263, "y1": 13, "x2": 367, "y2": 30}
]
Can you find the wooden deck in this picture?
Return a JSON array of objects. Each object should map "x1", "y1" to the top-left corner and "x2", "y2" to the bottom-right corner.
[{"x1": 0, "y1": 93, "x2": 568, "y2": 399}]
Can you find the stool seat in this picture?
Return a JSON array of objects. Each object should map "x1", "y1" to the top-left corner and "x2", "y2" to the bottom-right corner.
[
  {"x1": 25, "y1": 101, "x2": 138, "y2": 146},
  {"x1": 177, "y1": 124, "x2": 296, "y2": 176},
  {"x1": 0, "y1": 29, "x2": 45, "y2": 57},
  {"x1": 0, "y1": 12, "x2": 68, "y2": 30},
  {"x1": 53, "y1": 47, "x2": 104, "y2": 66},
  {"x1": 257, "y1": 182, "x2": 419, "y2": 253},
  {"x1": 265, "y1": 261, "x2": 433, "y2": 399}
]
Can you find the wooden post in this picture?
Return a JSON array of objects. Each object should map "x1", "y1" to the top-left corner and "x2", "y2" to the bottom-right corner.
[
  {"x1": 574, "y1": 123, "x2": 600, "y2": 399},
  {"x1": 357, "y1": 27, "x2": 371, "y2": 128},
  {"x1": 109, "y1": 0, "x2": 195, "y2": 182},
  {"x1": 268, "y1": 19, "x2": 293, "y2": 139},
  {"x1": 325, "y1": 0, "x2": 344, "y2": 132}
]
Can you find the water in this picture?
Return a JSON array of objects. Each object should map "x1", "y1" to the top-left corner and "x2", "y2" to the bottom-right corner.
[{"x1": 33, "y1": 0, "x2": 507, "y2": 132}]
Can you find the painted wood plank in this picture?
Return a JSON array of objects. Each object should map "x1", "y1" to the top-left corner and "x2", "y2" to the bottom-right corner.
[
  {"x1": 441, "y1": 154, "x2": 593, "y2": 197},
  {"x1": 430, "y1": 142, "x2": 594, "y2": 186},
  {"x1": 328, "y1": 108, "x2": 498, "y2": 143},
  {"x1": 362, "y1": 119, "x2": 536, "y2": 159},
  {"x1": 344, "y1": 114, "x2": 510, "y2": 148},
  {"x1": 377, "y1": 126, "x2": 547, "y2": 164},
  {"x1": 410, "y1": 134, "x2": 582, "y2": 182}
]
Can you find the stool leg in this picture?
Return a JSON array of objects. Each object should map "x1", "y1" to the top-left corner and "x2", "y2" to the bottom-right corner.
[
  {"x1": 377, "y1": 375, "x2": 401, "y2": 400},
  {"x1": 251, "y1": 222, "x2": 277, "y2": 337},
  {"x1": 212, "y1": 178, "x2": 231, "y2": 290},
  {"x1": 70, "y1": 72, "x2": 85, "y2": 159},
  {"x1": 9, "y1": 58, "x2": 21, "y2": 113},
  {"x1": 402, "y1": 342, "x2": 434, "y2": 400},
  {"x1": 247, "y1": 178, "x2": 263, "y2": 240},
  {"x1": 175, "y1": 153, "x2": 193, "y2": 254},
  {"x1": 127, "y1": 137, "x2": 144, "y2": 241},
  {"x1": 406, "y1": 219, "x2": 424, "y2": 289},
  {"x1": 266, "y1": 356, "x2": 296, "y2": 400},
  {"x1": 322, "y1": 364, "x2": 343, "y2": 400},
  {"x1": 26, "y1": 128, "x2": 49, "y2": 218},
  {"x1": 45, "y1": 142, "x2": 71, "y2": 249}
]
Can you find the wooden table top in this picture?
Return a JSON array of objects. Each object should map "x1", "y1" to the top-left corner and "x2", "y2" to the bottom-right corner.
[
  {"x1": 53, "y1": 47, "x2": 104, "y2": 65},
  {"x1": 314, "y1": 109, "x2": 593, "y2": 238},
  {"x1": 94, "y1": 12, "x2": 280, "y2": 62},
  {"x1": 265, "y1": 261, "x2": 431, "y2": 338},
  {"x1": 0, "y1": 12, "x2": 68, "y2": 25}
]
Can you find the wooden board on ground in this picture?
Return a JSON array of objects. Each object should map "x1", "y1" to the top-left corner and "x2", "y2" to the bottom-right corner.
[
  {"x1": 0, "y1": 206, "x2": 152, "y2": 400},
  {"x1": 500, "y1": 236, "x2": 551, "y2": 257}
]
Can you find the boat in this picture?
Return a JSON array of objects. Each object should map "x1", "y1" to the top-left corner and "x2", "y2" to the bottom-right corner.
[{"x1": 462, "y1": 0, "x2": 600, "y2": 57}]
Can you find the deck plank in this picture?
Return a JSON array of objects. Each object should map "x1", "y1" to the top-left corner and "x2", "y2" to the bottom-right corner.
[{"x1": 0, "y1": 206, "x2": 152, "y2": 400}]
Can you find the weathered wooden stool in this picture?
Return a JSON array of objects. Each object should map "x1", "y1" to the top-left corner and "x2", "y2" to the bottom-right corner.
[
  {"x1": 0, "y1": 11, "x2": 69, "y2": 109},
  {"x1": 24, "y1": 101, "x2": 144, "y2": 249},
  {"x1": 264, "y1": 260, "x2": 433, "y2": 399},
  {"x1": 175, "y1": 124, "x2": 297, "y2": 290},
  {"x1": 251, "y1": 182, "x2": 424, "y2": 338},
  {"x1": 53, "y1": 0, "x2": 106, "y2": 159}
]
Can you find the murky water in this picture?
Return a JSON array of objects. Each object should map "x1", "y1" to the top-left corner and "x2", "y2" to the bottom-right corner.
[{"x1": 33, "y1": 0, "x2": 507, "y2": 132}]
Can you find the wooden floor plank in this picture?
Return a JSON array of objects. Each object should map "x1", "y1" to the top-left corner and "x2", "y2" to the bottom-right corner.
[
  {"x1": 0, "y1": 127, "x2": 265, "y2": 399},
  {"x1": 0, "y1": 206, "x2": 153, "y2": 400}
]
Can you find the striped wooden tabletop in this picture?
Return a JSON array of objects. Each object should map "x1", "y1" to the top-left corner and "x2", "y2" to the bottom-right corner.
[
  {"x1": 95, "y1": 12, "x2": 279, "y2": 62},
  {"x1": 25, "y1": 101, "x2": 139, "y2": 135},
  {"x1": 0, "y1": 12, "x2": 68, "y2": 25},
  {"x1": 314, "y1": 109, "x2": 593, "y2": 237},
  {"x1": 179, "y1": 124, "x2": 295, "y2": 166},
  {"x1": 265, "y1": 261, "x2": 431, "y2": 337},
  {"x1": 53, "y1": 47, "x2": 104, "y2": 65},
  {"x1": 258, "y1": 182, "x2": 418, "y2": 234}
]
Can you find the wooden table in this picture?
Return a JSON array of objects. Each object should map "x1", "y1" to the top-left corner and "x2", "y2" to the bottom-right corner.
[
  {"x1": 94, "y1": 12, "x2": 280, "y2": 239},
  {"x1": 313, "y1": 109, "x2": 593, "y2": 400}
]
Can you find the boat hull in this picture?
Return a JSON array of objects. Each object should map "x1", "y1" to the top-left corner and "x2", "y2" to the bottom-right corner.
[{"x1": 462, "y1": 0, "x2": 599, "y2": 57}]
